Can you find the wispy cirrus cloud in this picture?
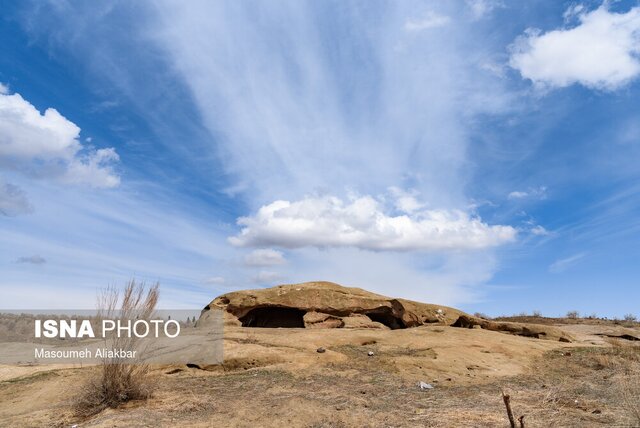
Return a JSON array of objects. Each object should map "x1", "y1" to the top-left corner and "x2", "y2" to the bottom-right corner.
[
  {"x1": 404, "y1": 11, "x2": 451, "y2": 31},
  {"x1": 549, "y1": 253, "x2": 586, "y2": 273},
  {"x1": 508, "y1": 186, "x2": 547, "y2": 201}
]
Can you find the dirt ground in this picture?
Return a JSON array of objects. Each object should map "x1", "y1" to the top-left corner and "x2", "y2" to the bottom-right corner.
[{"x1": 1, "y1": 321, "x2": 639, "y2": 427}]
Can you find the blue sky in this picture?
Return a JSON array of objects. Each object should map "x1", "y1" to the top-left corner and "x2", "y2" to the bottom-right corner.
[{"x1": 0, "y1": 1, "x2": 639, "y2": 316}]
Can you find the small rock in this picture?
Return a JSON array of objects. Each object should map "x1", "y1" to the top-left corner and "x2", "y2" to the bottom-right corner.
[
  {"x1": 71, "y1": 425, "x2": 78, "y2": 428},
  {"x1": 592, "y1": 409, "x2": 602, "y2": 414},
  {"x1": 418, "y1": 381, "x2": 434, "y2": 390},
  {"x1": 316, "y1": 347, "x2": 326, "y2": 353},
  {"x1": 367, "y1": 351, "x2": 375, "y2": 356}
]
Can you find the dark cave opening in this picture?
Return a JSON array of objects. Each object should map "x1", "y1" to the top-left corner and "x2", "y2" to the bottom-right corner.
[
  {"x1": 239, "y1": 306, "x2": 306, "y2": 328},
  {"x1": 364, "y1": 309, "x2": 406, "y2": 330}
]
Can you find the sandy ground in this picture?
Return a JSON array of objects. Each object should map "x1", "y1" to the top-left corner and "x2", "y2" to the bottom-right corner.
[{"x1": 0, "y1": 322, "x2": 638, "y2": 427}]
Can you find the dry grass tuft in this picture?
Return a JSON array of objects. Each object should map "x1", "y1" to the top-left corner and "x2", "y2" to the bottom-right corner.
[{"x1": 75, "y1": 280, "x2": 159, "y2": 417}]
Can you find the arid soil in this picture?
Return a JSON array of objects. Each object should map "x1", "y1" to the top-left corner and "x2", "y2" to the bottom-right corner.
[{"x1": 0, "y1": 320, "x2": 639, "y2": 427}]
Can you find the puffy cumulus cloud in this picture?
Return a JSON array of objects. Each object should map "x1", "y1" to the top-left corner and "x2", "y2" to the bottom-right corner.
[
  {"x1": 509, "y1": 5, "x2": 640, "y2": 90},
  {"x1": 0, "y1": 91, "x2": 120, "y2": 188},
  {"x1": 405, "y1": 11, "x2": 451, "y2": 31},
  {"x1": 0, "y1": 179, "x2": 32, "y2": 216},
  {"x1": 244, "y1": 248, "x2": 286, "y2": 267},
  {"x1": 230, "y1": 195, "x2": 517, "y2": 251}
]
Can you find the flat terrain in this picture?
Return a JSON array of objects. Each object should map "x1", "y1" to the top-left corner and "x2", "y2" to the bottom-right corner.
[{"x1": 0, "y1": 320, "x2": 639, "y2": 427}]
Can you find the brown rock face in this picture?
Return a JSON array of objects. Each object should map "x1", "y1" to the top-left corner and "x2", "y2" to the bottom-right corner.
[
  {"x1": 198, "y1": 281, "x2": 574, "y2": 342},
  {"x1": 200, "y1": 281, "x2": 463, "y2": 329},
  {"x1": 451, "y1": 315, "x2": 574, "y2": 342}
]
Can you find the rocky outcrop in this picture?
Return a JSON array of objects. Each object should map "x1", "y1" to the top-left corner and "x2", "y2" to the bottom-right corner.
[
  {"x1": 303, "y1": 311, "x2": 345, "y2": 329},
  {"x1": 198, "y1": 281, "x2": 574, "y2": 342},
  {"x1": 199, "y1": 281, "x2": 463, "y2": 329},
  {"x1": 452, "y1": 315, "x2": 574, "y2": 342}
]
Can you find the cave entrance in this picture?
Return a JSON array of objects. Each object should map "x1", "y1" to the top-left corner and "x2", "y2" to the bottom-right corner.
[
  {"x1": 364, "y1": 309, "x2": 406, "y2": 330},
  {"x1": 239, "y1": 307, "x2": 306, "y2": 328}
]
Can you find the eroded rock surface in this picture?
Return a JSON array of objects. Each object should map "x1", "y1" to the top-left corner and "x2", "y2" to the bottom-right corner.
[
  {"x1": 200, "y1": 281, "x2": 462, "y2": 329},
  {"x1": 452, "y1": 314, "x2": 574, "y2": 342},
  {"x1": 198, "y1": 281, "x2": 574, "y2": 342}
]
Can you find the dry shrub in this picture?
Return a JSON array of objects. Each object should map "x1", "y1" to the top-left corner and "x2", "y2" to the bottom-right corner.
[
  {"x1": 621, "y1": 375, "x2": 640, "y2": 425},
  {"x1": 75, "y1": 280, "x2": 159, "y2": 417},
  {"x1": 611, "y1": 340, "x2": 640, "y2": 424}
]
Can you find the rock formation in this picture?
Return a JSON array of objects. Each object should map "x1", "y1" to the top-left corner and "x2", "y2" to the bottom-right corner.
[
  {"x1": 200, "y1": 281, "x2": 462, "y2": 329},
  {"x1": 198, "y1": 281, "x2": 574, "y2": 342}
]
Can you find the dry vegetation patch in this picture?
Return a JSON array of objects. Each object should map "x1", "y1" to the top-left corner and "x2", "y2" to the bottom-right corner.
[{"x1": 74, "y1": 281, "x2": 159, "y2": 418}]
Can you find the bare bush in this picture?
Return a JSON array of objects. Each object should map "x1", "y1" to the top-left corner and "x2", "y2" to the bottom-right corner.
[
  {"x1": 624, "y1": 314, "x2": 637, "y2": 322},
  {"x1": 75, "y1": 280, "x2": 159, "y2": 417},
  {"x1": 566, "y1": 310, "x2": 579, "y2": 319},
  {"x1": 532, "y1": 310, "x2": 542, "y2": 317}
]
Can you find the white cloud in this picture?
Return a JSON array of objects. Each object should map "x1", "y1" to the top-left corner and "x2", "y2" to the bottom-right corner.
[
  {"x1": 251, "y1": 270, "x2": 284, "y2": 284},
  {"x1": 230, "y1": 194, "x2": 516, "y2": 251},
  {"x1": 508, "y1": 191, "x2": 528, "y2": 199},
  {"x1": 388, "y1": 186, "x2": 425, "y2": 214},
  {"x1": 0, "y1": 92, "x2": 120, "y2": 188},
  {"x1": 531, "y1": 225, "x2": 550, "y2": 236},
  {"x1": 244, "y1": 248, "x2": 286, "y2": 267},
  {"x1": 16, "y1": 255, "x2": 46, "y2": 265},
  {"x1": 466, "y1": 0, "x2": 503, "y2": 20},
  {"x1": 0, "y1": 83, "x2": 9, "y2": 95},
  {"x1": 405, "y1": 11, "x2": 451, "y2": 31},
  {"x1": 549, "y1": 252, "x2": 586, "y2": 273},
  {"x1": 0, "y1": 179, "x2": 32, "y2": 216},
  {"x1": 510, "y1": 5, "x2": 640, "y2": 90},
  {"x1": 508, "y1": 186, "x2": 547, "y2": 200},
  {"x1": 129, "y1": 1, "x2": 516, "y2": 305},
  {"x1": 563, "y1": 4, "x2": 585, "y2": 22}
]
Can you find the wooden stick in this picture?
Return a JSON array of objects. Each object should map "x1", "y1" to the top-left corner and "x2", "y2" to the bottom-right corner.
[
  {"x1": 518, "y1": 415, "x2": 526, "y2": 428},
  {"x1": 502, "y1": 391, "x2": 516, "y2": 428}
]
